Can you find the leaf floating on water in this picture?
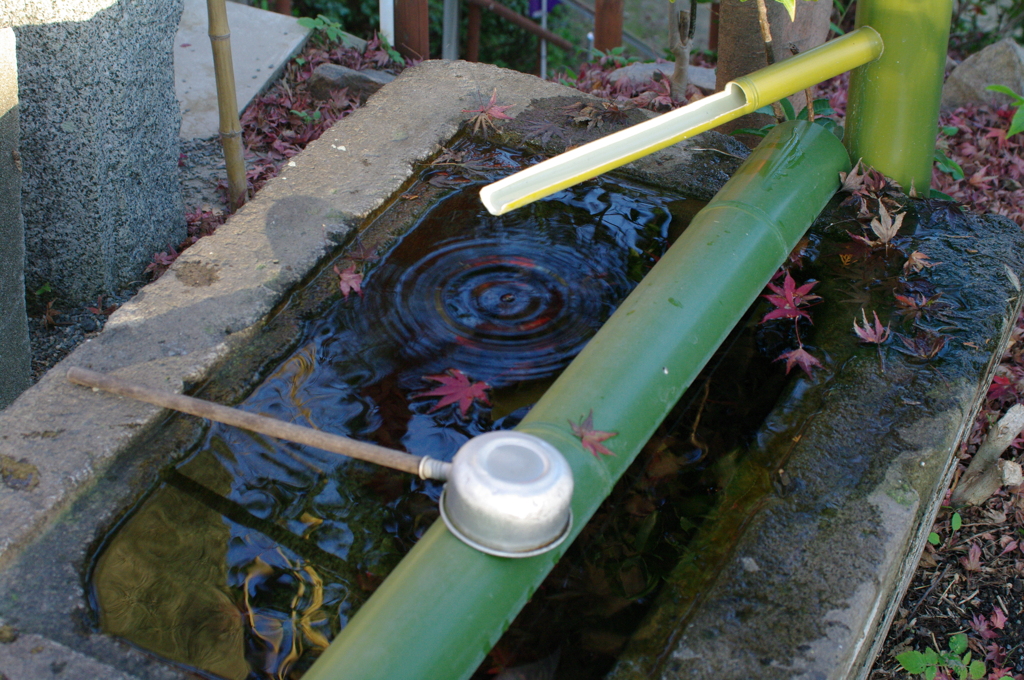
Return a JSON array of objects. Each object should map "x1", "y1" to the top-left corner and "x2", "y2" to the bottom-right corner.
[
  {"x1": 417, "y1": 368, "x2": 490, "y2": 418},
  {"x1": 853, "y1": 309, "x2": 890, "y2": 344},
  {"x1": 333, "y1": 264, "x2": 363, "y2": 299},
  {"x1": 774, "y1": 347, "x2": 821, "y2": 378},
  {"x1": 570, "y1": 410, "x2": 617, "y2": 457},
  {"x1": 761, "y1": 272, "x2": 819, "y2": 323}
]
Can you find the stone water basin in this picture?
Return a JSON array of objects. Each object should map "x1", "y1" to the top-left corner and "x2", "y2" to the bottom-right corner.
[{"x1": 0, "y1": 60, "x2": 1022, "y2": 680}]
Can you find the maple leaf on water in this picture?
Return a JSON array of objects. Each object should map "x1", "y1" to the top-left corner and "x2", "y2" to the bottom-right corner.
[
  {"x1": 903, "y1": 250, "x2": 938, "y2": 275},
  {"x1": 853, "y1": 309, "x2": 890, "y2": 344},
  {"x1": 462, "y1": 88, "x2": 514, "y2": 136},
  {"x1": 418, "y1": 369, "x2": 490, "y2": 418},
  {"x1": 569, "y1": 410, "x2": 617, "y2": 457},
  {"x1": 839, "y1": 159, "x2": 866, "y2": 194},
  {"x1": 333, "y1": 264, "x2": 363, "y2": 299},
  {"x1": 761, "y1": 272, "x2": 820, "y2": 323},
  {"x1": 774, "y1": 347, "x2": 822, "y2": 378},
  {"x1": 869, "y1": 202, "x2": 906, "y2": 247}
]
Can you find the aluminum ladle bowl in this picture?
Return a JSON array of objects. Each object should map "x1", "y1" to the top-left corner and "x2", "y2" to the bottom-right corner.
[{"x1": 440, "y1": 431, "x2": 574, "y2": 558}]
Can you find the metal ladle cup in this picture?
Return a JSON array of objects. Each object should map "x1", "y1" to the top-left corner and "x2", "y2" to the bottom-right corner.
[{"x1": 440, "y1": 431, "x2": 574, "y2": 558}]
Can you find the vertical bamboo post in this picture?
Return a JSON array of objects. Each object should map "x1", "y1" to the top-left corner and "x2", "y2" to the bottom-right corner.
[
  {"x1": 844, "y1": 0, "x2": 952, "y2": 197},
  {"x1": 394, "y1": 0, "x2": 430, "y2": 60},
  {"x1": 207, "y1": 0, "x2": 247, "y2": 212},
  {"x1": 593, "y1": 0, "x2": 623, "y2": 52}
]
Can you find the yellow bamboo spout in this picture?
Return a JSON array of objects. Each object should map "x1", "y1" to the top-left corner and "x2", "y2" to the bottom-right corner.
[{"x1": 480, "y1": 26, "x2": 883, "y2": 215}]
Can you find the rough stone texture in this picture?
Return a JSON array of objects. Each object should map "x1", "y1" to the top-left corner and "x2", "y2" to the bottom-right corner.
[
  {"x1": 0, "y1": 633, "x2": 144, "y2": 680},
  {"x1": 608, "y1": 208, "x2": 1024, "y2": 680},
  {"x1": 0, "y1": 27, "x2": 30, "y2": 410},
  {"x1": 308, "y1": 63, "x2": 396, "y2": 101},
  {"x1": 942, "y1": 38, "x2": 1024, "y2": 110},
  {"x1": 608, "y1": 62, "x2": 717, "y2": 92},
  {"x1": 5, "y1": 0, "x2": 185, "y2": 304}
]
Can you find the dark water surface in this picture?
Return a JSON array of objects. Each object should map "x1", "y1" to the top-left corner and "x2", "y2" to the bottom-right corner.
[{"x1": 90, "y1": 145, "x2": 690, "y2": 680}]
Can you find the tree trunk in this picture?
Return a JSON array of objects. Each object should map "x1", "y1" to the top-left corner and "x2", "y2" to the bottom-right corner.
[
  {"x1": 669, "y1": 1, "x2": 692, "y2": 100},
  {"x1": 714, "y1": 0, "x2": 831, "y2": 143}
]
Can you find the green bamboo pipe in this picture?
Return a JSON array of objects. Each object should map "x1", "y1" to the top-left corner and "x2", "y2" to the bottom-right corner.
[
  {"x1": 207, "y1": 0, "x2": 248, "y2": 212},
  {"x1": 301, "y1": 121, "x2": 851, "y2": 680},
  {"x1": 844, "y1": 0, "x2": 952, "y2": 197}
]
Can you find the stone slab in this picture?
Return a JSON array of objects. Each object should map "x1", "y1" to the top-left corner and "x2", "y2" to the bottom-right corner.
[
  {"x1": 608, "y1": 61, "x2": 717, "y2": 92},
  {"x1": 942, "y1": 38, "x2": 1024, "y2": 111},
  {"x1": 608, "y1": 206, "x2": 1024, "y2": 680},
  {"x1": 175, "y1": 0, "x2": 312, "y2": 140}
]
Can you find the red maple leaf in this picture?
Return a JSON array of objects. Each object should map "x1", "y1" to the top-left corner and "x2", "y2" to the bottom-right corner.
[
  {"x1": 418, "y1": 369, "x2": 490, "y2": 418},
  {"x1": 774, "y1": 347, "x2": 821, "y2": 378},
  {"x1": 462, "y1": 88, "x2": 514, "y2": 135},
  {"x1": 333, "y1": 264, "x2": 363, "y2": 299},
  {"x1": 991, "y1": 606, "x2": 1008, "y2": 630},
  {"x1": 569, "y1": 410, "x2": 617, "y2": 457},
  {"x1": 960, "y1": 541, "x2": 983, "y2": 572},
  {"x1": 853, "y1": 309, "x2": 890, "y2": 344},
  {"x1": 761, "y1": 272, "x2": 820, "y2": 323}
]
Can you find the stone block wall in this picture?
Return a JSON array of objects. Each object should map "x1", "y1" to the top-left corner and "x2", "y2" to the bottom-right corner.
[
  {"x1": 4, "y1": 0, "x2": 185, "y2": 304},
  {"x1": 0, "y1": 27, "x2": 30, "y2": 409}
]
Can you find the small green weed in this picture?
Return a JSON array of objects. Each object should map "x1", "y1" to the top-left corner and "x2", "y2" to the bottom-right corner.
[
  {"x1": 297, "y1": 14, "x2": 357, "y2": 46},
  {"x1": 985, "y1": 85, "x2": 1024, "y2": 137},
  {"x1": 733, "y1": 98, "x2": 842, "y2": 139},
  {"x1": 896, "y1": 633, "x2": 992, "y2": 680}
]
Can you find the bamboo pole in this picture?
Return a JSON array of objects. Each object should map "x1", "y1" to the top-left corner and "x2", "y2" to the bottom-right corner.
[
  {"x1": 207, "y1": 0, "x2": 248, "y2": 212},
  {"x1": 66, "y1": 367, "x2": 451, "y2": 481}
]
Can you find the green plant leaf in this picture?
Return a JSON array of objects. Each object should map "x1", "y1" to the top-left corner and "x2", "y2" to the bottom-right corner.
[
  {"x1": 952, "y1": 512, "x2": 962, "y2": 531},
  {"x1": 297, "y1": 16, "x2": 320, "y2": 29},
  {"x1": 830, "y1": 21, "x2": 845, "y2": 35},
  {"x1": 1009, "y1": 106, "x2": 1024, "y2": 137},
  {"x1": 986, "y1": 84, "x2": 1024, "y2": 105},
  {"x1": 928, "y1": 532, "x2": 940, "y2": 545},
  {"x1": 731, "y1": 126, "x2": 773, "y2": 137},
  {"x1": 934, "y1": 149, "x2": 964, "y2": 181},
  {"x1": 969, "y1": 660, "x2": 986, "y2": 680},
  {"x1": 941, "y1": 125, "x2": 959, "y2": 136},
  {"x1": 896, "y1": 650, "x2": 928, "y2": 674},
  {"x1": 775, "y1": 0, "x2": 797, "y2": 20},
  {"x1": 780, "y1": 98, "x2": 796, "y2": 121},
  {"x1": 949, "y1": 633, "x2": 968, "y2": 656},
  {"x1": 931, "y1": 189, "x2": 955, "y2": 201},
  {"x1": 925, "y1": 665, "x2": 938, "y2": 680}
]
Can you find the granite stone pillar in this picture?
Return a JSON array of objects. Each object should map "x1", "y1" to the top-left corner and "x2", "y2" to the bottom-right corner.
[
  {"x1": 0, "y1": 27, "x2": 31, "y2": 409},
  {"x1": 3, "y1": 0, "x2": 185, "y2": 303}
]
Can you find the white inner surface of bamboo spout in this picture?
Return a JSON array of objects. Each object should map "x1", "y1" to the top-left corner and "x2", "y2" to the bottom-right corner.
[{"x1": 479, "y1": 83, "x2": 748, "y2": 215}]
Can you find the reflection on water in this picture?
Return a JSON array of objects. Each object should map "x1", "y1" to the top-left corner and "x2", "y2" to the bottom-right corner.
[{"x1": 92, "y1": 147, "x2": 681, "y2": 679}]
